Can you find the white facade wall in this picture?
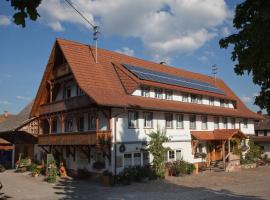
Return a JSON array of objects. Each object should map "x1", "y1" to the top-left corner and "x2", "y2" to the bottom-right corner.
[{"x1": 110, "y1": 107, "x2": 255, "y2": 173}]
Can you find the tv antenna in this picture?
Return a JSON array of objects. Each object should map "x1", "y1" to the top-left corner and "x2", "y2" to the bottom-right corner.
[
  {"x1": 212, "y1": 64, "x2": 218, "y2": 82},
  {"x1": 64, "y1": 0, "x2": 100, "y2": 63}
]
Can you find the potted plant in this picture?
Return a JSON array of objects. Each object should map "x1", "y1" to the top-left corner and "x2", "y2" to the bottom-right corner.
[{"x1": 101, "y1": 170, "x2": 114, "y2": 187}]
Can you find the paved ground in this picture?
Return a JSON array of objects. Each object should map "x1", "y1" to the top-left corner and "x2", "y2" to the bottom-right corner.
[{"x1": 1, "y1": 166, "x2": 270, "y2": 200}]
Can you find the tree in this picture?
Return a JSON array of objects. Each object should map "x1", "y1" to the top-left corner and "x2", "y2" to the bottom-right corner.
[
  {"x1": 147, "y1": 129, "x2": 169, "y2": 179},
  {"x1": 6, "y1": 0, "x2": 42, "y2": 27},
  {"x1": 219, "y1": 0, "x2": 270, "y2": 113}
]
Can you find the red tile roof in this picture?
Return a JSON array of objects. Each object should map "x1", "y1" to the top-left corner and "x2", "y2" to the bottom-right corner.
[
  {"x1": 191, "y1": 129, "x2": 246, "y2": 141},
  {"x1": 31, "y1": 38, "x2": 262, "y2": 119}
]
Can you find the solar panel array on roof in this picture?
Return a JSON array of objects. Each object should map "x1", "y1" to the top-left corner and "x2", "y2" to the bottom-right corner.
[{"x1": 123, "y1": 64, "x2": 225, "y2": 95}]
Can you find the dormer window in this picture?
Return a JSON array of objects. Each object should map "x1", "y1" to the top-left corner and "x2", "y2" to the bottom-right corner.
[
  {"x1": 182, "y1": 93, "x2": 188, "y2": 102},
  {"x1": 154, "y1": 88, "x2": 163, "y2": 99},
  {"x1": 77, "y1": 85, "x2": 85, "y2": 96},
  {"x1": 209, "y1": 97, "x2": 214, "y2": 106},
  {"x1": 141, "y1": 86, "x2": 150, "y2": 97},
  {"x1": 191, "y1": 94, "x2": 198, "y2": 103},
  {"x1": 165, "y1": 90, "x2": 173, "y2": 100}
]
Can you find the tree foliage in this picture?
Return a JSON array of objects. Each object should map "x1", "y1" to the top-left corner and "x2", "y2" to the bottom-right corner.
[
  {"x1": 219, "y1": 0, "x2": 270, "y2": 113},
  {"x1": 245, "y1": 139, "x2": 263, "y2": 162},
  {"x1": 6, "y1": 0, "x2": 42, "y2": 27},
  {"x1": 147, "y1": 129, "x2": 169, "y2": 179}
]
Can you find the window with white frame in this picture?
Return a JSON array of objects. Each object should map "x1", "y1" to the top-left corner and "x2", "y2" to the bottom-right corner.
[
  {"x1": 198, "y1": 95, "x2": 202, "y2": 104},
  {"x1": 78, "y1": 116, "x2": 84, "y2": 132},
  {"x1": 88, "y1": 113, "x2": 96, "y2": 130},
  {"x1": 128, "y1": 111, "x2": 139, "y2": 128},
  {"x1": 65, "y1": 118, "x2": 73, "y2": 132},
  {"x1": 165, "y1": 113, "x2": 173, "y2": 128},
  {"x1": 182, "y1": 93, "x2": 188, "y2": 102},
  {"x1": 143, "y1": 152, "x2": 149, "y2": 166},
  {"x1": 201, "y1": 115, "x2": 208, "y2": 130},
  {"x1": 214, "y1": 116, "x2": 219, "y2": 129},
  {"x1": 143, "y1": 112, "x2": 153, "y2": 128},
  {"x1": 123, "y1": 153, "x2": 132, "y2": 167},
  {"x1": 222, "y1": 117, "x2": 228, "y2": 129},
  {"x1": 176, "y1": 114, "x2": 184, "y2": 129},
  {"x1": 209, "y1": 97, "x2": 214, "y2": 106},
  {"x1": 191, "y1": 94, "x2": 198, "y2": 103},
  {"x1": 165, "y1": 90, "x2": 173, "y2": 100},
  {"x1": 141, "y1": 86, "x2": 150, "y2": 97},
  {"x1": 63, "y1": 85, "x2": 72, "y2": 99},
  {"x1": 231, "y1": 118, "x2": 236, "y2": 129},
  {"x1": 175, "y1": 150, "x2": 182, "y2": 160},
  {"x1": 154, "y1": 88, "x2": 163, "y2": 99},
  {"x1": 220, "y1": 99, "x2": 225, "y2": 107},
  {"x1": 243, "y1": 119, "x2": 248, "y2": 128},
  {"x1": 190, "y1": 115, "x2": 196, "y2": 130},
  {"x1": 133, "y1": 153, "x2": 141, "y2": 166}
]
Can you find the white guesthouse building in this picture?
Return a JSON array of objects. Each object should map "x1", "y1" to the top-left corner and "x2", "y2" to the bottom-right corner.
[{"x1": 31, "y1": 39, "x2": 262, "y2": 175}]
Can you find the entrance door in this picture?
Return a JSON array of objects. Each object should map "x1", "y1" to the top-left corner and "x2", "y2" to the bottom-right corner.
[{"x1": 209, "y1": 141, "x2": 223, "y2": 161}]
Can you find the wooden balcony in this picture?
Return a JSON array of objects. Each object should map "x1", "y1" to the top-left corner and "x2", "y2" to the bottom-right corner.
[
  {"x1": 38, "y1": 131, "x2": 111, "y2": 146},
  {"x1": 39, "y1": 95, "x2": 91, "y2": 115}
]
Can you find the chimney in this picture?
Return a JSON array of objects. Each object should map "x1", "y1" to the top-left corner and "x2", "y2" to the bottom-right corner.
[
  {"x1": 4, "y1": 110, "x2": 9, "y2": 118},
  {"x1": 257, "y1": 110, "x2": 262, "y2": 115},
  {"x1": 159, "y1": 61, "x2": 166, "y2": 65}
]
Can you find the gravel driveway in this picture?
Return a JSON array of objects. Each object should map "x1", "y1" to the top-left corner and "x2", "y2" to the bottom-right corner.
[{"x1": 1, "y1": 166, "x2": 270, "y2": 200}]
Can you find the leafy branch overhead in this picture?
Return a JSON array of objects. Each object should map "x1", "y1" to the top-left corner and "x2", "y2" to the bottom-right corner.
[
  {"x1": 6, "y1": 0, "x2": 42, "y2": 27},
  {"x1": 219, "y1": 0, "x2": 270, "y2": 113}
]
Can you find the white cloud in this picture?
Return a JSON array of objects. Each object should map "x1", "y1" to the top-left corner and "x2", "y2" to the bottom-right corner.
[
  {"x1": 116, "y1": 47, "x2": 135, "y2": 56},
  {"x1": 16, "y1": 96, "x2": 31, "y2": 101},
  {"x1": 241, "y1": 96, "x2": 252, "y2": 103},
  {"x1": 0, "y1": 100, "x2": 11, "y2": 105},
  {"x1": 39, "y1": 0, "x2": 230, "y2": 59},
  {"x1": 0, "y1": 15, "x2": 11, "y2": 26},
  {"x1": 198, "y1": 55, "x2": 208, "y2": 62},
  {"x1": 48, "y1": 22, "x2": 64, "y2": 32}
]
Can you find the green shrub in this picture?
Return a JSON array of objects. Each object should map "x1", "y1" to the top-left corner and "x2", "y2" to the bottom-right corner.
[
  {"x1": 29, "y1": 163, "x2": 37, "y2": 172},
  {"x1": 166, "y1": 160, "x2": 195, "y2": 176},
  {"x1": 47, "y1": 165, "x2": 58, "y2": 183}
]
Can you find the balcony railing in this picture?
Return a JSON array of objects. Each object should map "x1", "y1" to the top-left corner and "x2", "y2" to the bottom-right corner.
[
  {"x1": 38, "y1": 131, "x2": 111, "y2": 146},
  {"x1": 39, "y1": 95, "x2": 91, "y2": 115}
]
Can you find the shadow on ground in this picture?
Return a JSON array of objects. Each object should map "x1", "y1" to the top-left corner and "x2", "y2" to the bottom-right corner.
[{"x1": 53, "y1": 177, "x2": 265, "y2": 200}]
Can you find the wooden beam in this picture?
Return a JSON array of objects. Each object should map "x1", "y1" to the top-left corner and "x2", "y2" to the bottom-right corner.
[
  {"x1": 40, "y1": 146, "x2": 50, "y2": 154},
  {"x1": 222, "y1": 140, "x2": 226, "y2": 171}
]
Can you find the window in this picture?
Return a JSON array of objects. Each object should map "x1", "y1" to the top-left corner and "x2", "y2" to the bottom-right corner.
[
  {"x1": 176, "y1": 150, "x2": 182, "y2": 161},
  {"x1": 182, "y1": 93, "x2": 188, "y2": 102},
  {"x1": 222, "y1": 117, "x2": 228, "y2": 129},
  {"x1": 124, "y1": 153, "x2": 132, "y2": 167},
  {"x1": 243, "y1": 119, "x2": 248, "y2": 128},
  {"x1": 143, "y1": 112, "x2": 153, "y2": 128},
  {"x1": 143, "y1": 152, "x2": 149, "y2": 166},
  {"x1": 154, "y1": 88, "x2": 163, "y2": 99},
  {"x1": 209, "y1": 97, "x2": 214, "y2": 106},
  {"x1": 176, "y1": 114, "x2": 184, "y2": 129},
  {"x1": 165, "y1": 90, "x2": 173, "y2": 100},
  {"x1": 77, "y1": 85, "x2": 85, "y2": 96},
  {"x1": 231, "y1": 118, "x2": 236, "y2": 129},
  {"x1": 189, "y1": 115, "x2": 196, "y2": 130},
  {"x1": 201, "y1": 115, "x2": 208, "y2": 130},
  {"x1": 191, "y1": 94, "x2": 198, "y2": 103},
  {"x1": 133, "y1": 153, "x2": 141, "y2": 166},
  {"x1": 64, "y1": 85, "x2": 72, "y2": 99},
  {"x1": 65, "y1": 118, "x2": 73, "y2": 132},
  {"x1": 78, "y1": 116, "x2": 84, "y2": 132},
  {"x1": 51, "y1": 119, "x2": 57, "y2": 133},
  {"x1": 197, "y1": 144, "x2": 203, "y2": 153},
  {"x1": 214, "y1": 116, "x2": 219, "y2": 129},
  {"x1": 141, "y1": 86, "x2": 150, "y2": 97},
  {"x1": 88, "y1": 114, "x2": 96, "y2": 130},
  {"x1": 220, "y1": 99, "x2": 225, "y2": 107},
  {"x1": 128, "y1": 111, "x2": 139, "y2": 128},
  {"x1": 197, "y1": 95, "x2": 202, "y2": 104},
  {"x1": 165, "y1": 113, "x2": 173, "y2": 128},
  {"x1": 168, "y1": 150, "x2": 175, "y2": 161}
]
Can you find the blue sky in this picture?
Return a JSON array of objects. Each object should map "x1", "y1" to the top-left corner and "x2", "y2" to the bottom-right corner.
[{"x1": 0, "y1": 0, "x2": 261, "y2": 114}]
